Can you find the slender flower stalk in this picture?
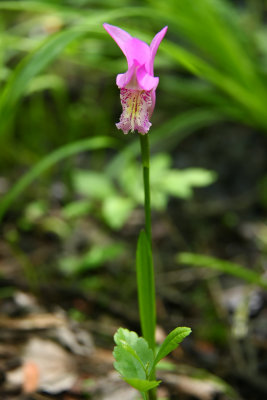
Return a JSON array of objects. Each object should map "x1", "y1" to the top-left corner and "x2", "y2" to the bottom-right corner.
[{"x1": 140, "y1": 133, "x2": 152, "y2": 245}]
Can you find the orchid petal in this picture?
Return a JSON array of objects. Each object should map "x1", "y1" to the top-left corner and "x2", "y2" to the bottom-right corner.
[
  {"x1": 103, "y1": 23, "x2": 132, "y2": 58},
  {"x1": 124, "y1": 38, "x2": 150, "y2": 68},
  {"x1": 136, "y1": 65, "x2": 159, "y2": 91},
  {"x1": 116, "y1": 63, "x2": 137, "y2": 88},
  {"x1": 147, "y1": 26, "x2": 168, "y2": 74}
]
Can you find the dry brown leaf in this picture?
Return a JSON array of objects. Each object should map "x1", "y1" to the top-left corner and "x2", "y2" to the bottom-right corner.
[
  {"x1": 7, "y1": 337, "x2": 77, "y2": 394},
  {"x1": 0, "y1": 313, "x2": 66, "y2": 330},
  {"x1": 162, "y1": 372, "x2": 223, "y2": 400}
]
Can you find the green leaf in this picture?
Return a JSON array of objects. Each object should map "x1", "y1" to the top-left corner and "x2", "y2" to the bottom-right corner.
[
  {"x1": 161, "y1": 169, "x2": 217, "y2": 199},
  {"x1": 150, "y1": 153, "x2": 171, "y2": 179},
  {"x1": 23, "y1": 200, "x2": 48, "y2": 222},
  {"x1": 114, "y1": 344, "x2": 145, "y2": 381},
  {"x1": 114, "y1": 328, "x2": 154, "y2": 377},
  {"x1": 60, "y1": 243, "x2": 124, "y2": 275},
  {"x1": 123, "y1": 378, "x2": 160, "y2": 392},
  {"x1": 73, "y1": 170, "x2": 115, "y2": 200},
  {"x1": 153, "y1": 327, "x2": 191, "y2": 368},
  {"x1": 102, "y1": 196, "x2": 135, "y2": 229},
  {"x1": 136, "y1": 231, "x2": 156, "y2": 351},
  {"x1": 179, "y1": 168, "x2": 217, "y2": 187},
  {"x1": 119, "y1": 156, "x2": 217, "y2": 212},
  {"x1": 119, "y1": 162, "x2": 143, "y2": 204},
  {"x1": 62, "y1": 200, "x2": 92, "y2": 220}
]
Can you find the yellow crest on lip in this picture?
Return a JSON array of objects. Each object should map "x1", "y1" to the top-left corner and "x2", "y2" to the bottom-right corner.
[{"x1": 116, "y1": 89, "x2": 152, "y2": 135}]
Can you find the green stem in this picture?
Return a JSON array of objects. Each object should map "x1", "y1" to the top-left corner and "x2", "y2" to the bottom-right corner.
[
  {"x1": 139, "y1": 134, "x2": 152, "y2": 246},
  {"x1": 139, "y1": 133, "x2": 157, "y2": 400}
]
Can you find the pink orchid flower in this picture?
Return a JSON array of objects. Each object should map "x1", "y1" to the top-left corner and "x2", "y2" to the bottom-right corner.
[{"x1": 103, "y1": 23, "x2": 168, "y2": 135}]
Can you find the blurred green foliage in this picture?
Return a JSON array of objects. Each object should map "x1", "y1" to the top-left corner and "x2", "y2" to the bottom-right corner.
[
  {"x1": 1, "y1": 0, "x2": 266, "y2": 293},
  {"x1": 2, "y1": 0, "x2": 267, "y2": 171}
]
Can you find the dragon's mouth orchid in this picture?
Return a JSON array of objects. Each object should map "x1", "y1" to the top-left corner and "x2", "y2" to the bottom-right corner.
[{"x1": 103, "y1": 23, "x2": 168, "y2": 135}]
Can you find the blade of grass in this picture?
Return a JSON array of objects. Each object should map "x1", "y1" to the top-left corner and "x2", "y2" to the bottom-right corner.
[{"x1": 178, "y1": 253, "x2": 267, "y2": 290}]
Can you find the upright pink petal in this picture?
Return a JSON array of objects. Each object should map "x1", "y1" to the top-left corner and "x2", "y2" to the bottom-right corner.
[
  {"x1": 147, "y1": 26, "x2": 168, "y2": 75},
  {"x1": 103, "y1": 23, "x2": 132, "y2": 58},
  {"x1": 124, "y1": 38, "x2": 150, "y2": 68}
]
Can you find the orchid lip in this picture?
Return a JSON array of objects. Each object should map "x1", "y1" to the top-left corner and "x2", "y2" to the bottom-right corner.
[{"x1": 116, "y1": 88, "x2": 153, "y2": 135}]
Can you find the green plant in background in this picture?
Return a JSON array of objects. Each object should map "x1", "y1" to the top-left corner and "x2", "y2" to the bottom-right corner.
[
  {"x1": 103, "y1": 23, "x2": 191, "y2": 400},
  {"x1": 72, "y1": 153, "x2": 216, "y2": 230}
]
